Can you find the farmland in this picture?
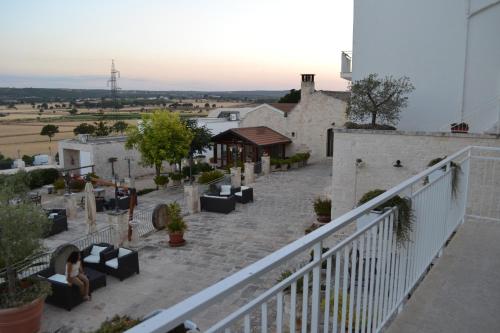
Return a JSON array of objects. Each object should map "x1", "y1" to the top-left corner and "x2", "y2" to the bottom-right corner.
[{"x1": 0, "y1": 99, "x2": 250, "y2": 158}]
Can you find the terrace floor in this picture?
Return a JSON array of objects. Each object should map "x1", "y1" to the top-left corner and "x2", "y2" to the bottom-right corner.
[
  {"x1": 41, "y1": 161, "x2": 337, "y2": 332},
  {"x1": 386, "y1": 219, "x2": 500, "y2": 333}
]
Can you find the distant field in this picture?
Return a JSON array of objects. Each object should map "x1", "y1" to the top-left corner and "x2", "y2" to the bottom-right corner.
[{"x1": 0, "y1": 99, "x2": 250, "y2": 158}]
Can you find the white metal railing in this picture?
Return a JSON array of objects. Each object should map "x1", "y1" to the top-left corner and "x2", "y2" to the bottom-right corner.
[{"x1": 128, "y1": 146, "x2": 500, "y2": 333}]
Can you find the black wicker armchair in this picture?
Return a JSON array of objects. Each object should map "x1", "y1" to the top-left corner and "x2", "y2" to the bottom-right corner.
[
  {"x1": 233, "y1": 186, "x2": 253, "y2": 204},
  {"x1": 44, "y1": 209, "x2": 68, "y2": 237},
  {"x1": 37, "y1": 266, "x2": 106, "y2": 311},
  {"x1": 103, "y1": 247, "x2": 140, "y2": 281},
  {"x1": 200, "y1": 195, "x2": 236, "y2": 213},
  {"x1": 80, "y1": 243, "x2": 114, "y2": 272}
]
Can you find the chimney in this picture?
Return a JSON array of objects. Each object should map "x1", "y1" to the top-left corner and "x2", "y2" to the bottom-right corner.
[{"x1": 301, "y1": 74, "x2": 315, "y2": 101}]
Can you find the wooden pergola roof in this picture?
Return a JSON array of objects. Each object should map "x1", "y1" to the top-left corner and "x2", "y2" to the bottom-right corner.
[{"x1": 212, "y1": 126, "x2": 291, "y2": 146}]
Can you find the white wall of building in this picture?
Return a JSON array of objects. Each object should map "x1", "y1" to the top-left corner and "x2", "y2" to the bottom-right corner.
[
  {"x1": 351, "y1": 0, "x2": 500, "y2": 132},
  {"x1": 331, "y1": 129, "x2": 500, "y2": 218}
]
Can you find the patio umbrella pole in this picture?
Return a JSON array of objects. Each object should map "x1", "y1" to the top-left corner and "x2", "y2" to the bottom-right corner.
[{"x1": 128, "y1": 187, "x2": 137, "y2": 242}]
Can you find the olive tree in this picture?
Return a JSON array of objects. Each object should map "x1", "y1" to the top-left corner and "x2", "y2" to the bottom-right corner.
[{"x1": 346, "y1": 74, "x2": 415, "y2": 127}]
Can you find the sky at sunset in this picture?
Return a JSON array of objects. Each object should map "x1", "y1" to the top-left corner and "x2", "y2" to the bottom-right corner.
[{"x1": 0, "y1": 0, "x2": 353, "y2": 91}]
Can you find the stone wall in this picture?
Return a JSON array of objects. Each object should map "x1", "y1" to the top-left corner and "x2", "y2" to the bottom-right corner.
[
  {"x1": 331, "y1": 129, "x2": 500, "y2": 218},
  {"x1": 240, "y1": 91, "x2": 347, "y2": 162}
]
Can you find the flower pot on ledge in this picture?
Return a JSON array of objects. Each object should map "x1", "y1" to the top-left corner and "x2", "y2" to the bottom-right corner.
[
  {"x1": 450, "y1": 122, "x2": 469, "y2": 134},
  {"x1": 316, "y1": 214, "x2": 331, "y2": 223}
]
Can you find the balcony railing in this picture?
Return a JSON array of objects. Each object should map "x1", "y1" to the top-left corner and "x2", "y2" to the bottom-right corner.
[
  {"x1": 128, "y1": 146, "x2": 499, "y2": 333},
  {"x1": 340, "y1": 51, "x2": 352, "y2": 81}
]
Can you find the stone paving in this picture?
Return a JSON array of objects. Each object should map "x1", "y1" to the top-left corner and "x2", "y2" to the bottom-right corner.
[{"x1": 41, "y1": 161, "x2": 336, "y2": 332}]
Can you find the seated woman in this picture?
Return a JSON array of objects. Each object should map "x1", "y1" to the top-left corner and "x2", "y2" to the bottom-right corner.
[{"x1": 66, "y1": 251, "x2": 91, "y2": 301}]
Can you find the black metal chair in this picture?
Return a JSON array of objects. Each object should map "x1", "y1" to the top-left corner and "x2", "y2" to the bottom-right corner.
[
  {"x1": 233, "y1": 186, "x2": 253, "y2": 204},
  {"x1": 103, "y1": 247, "x2": 140, "y2": 281}
]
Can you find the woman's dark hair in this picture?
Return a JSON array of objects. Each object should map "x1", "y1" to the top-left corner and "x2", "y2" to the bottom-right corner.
[{"x1": 67, "y1": 251, "x2": 80, "y2": 264}]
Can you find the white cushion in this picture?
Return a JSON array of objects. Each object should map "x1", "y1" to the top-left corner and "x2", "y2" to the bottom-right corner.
[
  {"x1": 48, "y1": 274, "x2": 68, "y2": 284},
  {"x1": 203, "y1": 195, "x2": 224, "y2": 199},
  {"x1": 105, "y1": 258, "x2": 119, "y2": 269},
  {"x1": 241, "y1": 186, "x2": 250, "y2": 190},
  {"x1": 235, "y1": 191, "x2": 242, "y2": 197},
  {"x1": 220, "y1": 185, "x2": 231, "y2": 195},
  {"x1": 83, "y1": 254, "x2": 100, "y2": 264},
  {"x1": 118, "y1": 248, "x2": 132, "y2": 258},
  {"x1": 90, "y1": 245, "x2": 107, "y2": 256},
  {"x1": 49, "y1": 213, "x2": 58, "y2": 219}
]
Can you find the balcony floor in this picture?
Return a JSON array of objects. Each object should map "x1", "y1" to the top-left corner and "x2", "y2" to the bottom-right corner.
[{"x1": 386, "y1": 219, "x2": 500, "y2": 333}]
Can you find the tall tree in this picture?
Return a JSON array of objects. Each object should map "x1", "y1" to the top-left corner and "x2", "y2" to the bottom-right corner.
[
  {"x1": 73, "y1": 123, "x2": 96, "y2": 135},
  {"x1": 183, "y1": 119, "x2": 213, "y2": 156},
  {"x1": 94, "y1": 121, "x2": 111, "y2": 136},
  {"x1": 126, "y1": 111, "x2": 193, "y2": 179},
  {"x1": 40, "y1": 124, "x2": 59, "y2": 142},
  {"x1": 347, "y1": 74, "x2": 415, "y2": 126},
  {"x1": 112, "y1": 121, "x2": 129, "y2": 134},
  {"x1": 278, "y1": 89, "x2": 301, "y2": 103}
]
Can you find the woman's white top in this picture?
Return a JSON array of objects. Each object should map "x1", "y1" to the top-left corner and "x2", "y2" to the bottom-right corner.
[{"x1": 66, "y1": 261, "x2": 80, "y2": 278}]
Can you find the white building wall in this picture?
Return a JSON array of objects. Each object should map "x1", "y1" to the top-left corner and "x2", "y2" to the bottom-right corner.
[
  {"x1": 331, "y1": 129, "x2": 500, "y2": 218},
  {"x1": 352, "y1": 0, "x2": 500, "y2": 132}
]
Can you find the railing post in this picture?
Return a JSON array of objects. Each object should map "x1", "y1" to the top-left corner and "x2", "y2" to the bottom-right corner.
[{"x1": 311, "y1": 241, "x2": 322, "y2": 333}]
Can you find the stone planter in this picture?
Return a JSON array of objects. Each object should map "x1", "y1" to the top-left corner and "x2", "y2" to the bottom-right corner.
[
  {"x1": 172, "y1": 179, "x2": 182, "y2": 187},
  {"x1": 291, "y1": 162, "x2": 299, "y2": 169},
  {"x1": 280, "y1": 164, "x2": 288, "y2": 172},
  {"x1": 0, "y1": 296, "x2": 45, "y2": 333}
]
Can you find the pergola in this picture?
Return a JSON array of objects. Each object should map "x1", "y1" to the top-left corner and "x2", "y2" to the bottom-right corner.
[{"x1": 211, "y1": 126, "x2": 291, "y2": 168}]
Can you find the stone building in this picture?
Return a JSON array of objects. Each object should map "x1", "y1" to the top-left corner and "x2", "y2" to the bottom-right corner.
[
  {"x1": 240, "y1": 74, "x2": 349, "y2": 162},
  {"x1": 58, "y1": 135, "x2": 158, "y2": 180}
]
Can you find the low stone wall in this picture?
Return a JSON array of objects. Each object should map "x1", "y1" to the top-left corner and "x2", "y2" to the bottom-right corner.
[{"x1": 331, "y1": 129, "x2": 500, "y2": 218}]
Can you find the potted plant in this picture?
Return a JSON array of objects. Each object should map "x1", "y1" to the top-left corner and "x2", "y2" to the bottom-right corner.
[
  {"x1": 94, "y1": 315, "x2": 141, "y2": 332},
  {"x1": 69, "y1": 177, "x2": 85, "y2": 192},
  {"x1": 280, "y1": 159, "x2": 289, "y2": 171},
  {"x1": 424, "y1": 157, "x2": 462, "y2": 199},
  {"x1": 314, "y1": 197, "x2": 332, "y2": 223},
  {"x1": 357, "y1": 189, "x2": 414, "y2": 244},
  {"x1": 450, "y1": 122, "x2": 469, "y2": 133},
  {"x1": 0, "y1": 175, "x2": 52, "y2": 333},
  {"x1": 270, "y1": 158, "x2": 280, "y2": 171},
  {"x1": 52, "y1": 177, "x2": 65, "y2": 195},
  {"x1": 290, "y1": 155, "x2": 300, "y2": 169},
  {"x1": 154, "y1": 175, "x2": 169, "y2": 189},
  {"x1": 166, "y1": 202, "x2": 187, "y2": 247}
]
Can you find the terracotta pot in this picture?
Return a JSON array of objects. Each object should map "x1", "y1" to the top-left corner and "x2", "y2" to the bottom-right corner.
[
  {"x1": 0, "y1": 297, "x2": 44, "y2": 333},
  {"x1": 316, "y1": 214, "x2": 331, "y2": 223},
  {"x1": 168, "y1": 232, "x2": 186, "y2": 247}
]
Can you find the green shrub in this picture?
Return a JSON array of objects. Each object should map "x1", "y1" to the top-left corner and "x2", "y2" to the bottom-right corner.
[
  {"x1": 169, "y1": 173, "x2": 184, "y2": 181},
  {"x1": 26, "y1": 168, "x2": 60, "y2": 189},
  {"x1": 137, "y1": 188, "x2": 156, "y2": 196},
  {"x1": 92, "y1": 315, "x2": 141, "y2": 333},
  {"x1": 182, "y1": 162, "x2": 213, "y2": 177},
  {"x1": 313, "y1": 197, "x2": 331, "y2": 215},
  {"x1": 198, "y1": 170, "x2": 224, "y2": 184},
  {"x1": 69, "y1": 178, "x2": 86, "y2": 192},
  {"x1": 344, "y1": 121, "x2": 396, "y2": 130},
  {"x1": 22, "y1": 155, "x2": 34, "y2": 166},
  {"x1": 154, "y1": 175, "x2": 169, "y2": 186},
  {"x1": 53, "y1": 177, "x2": 65, "y2": 190}
]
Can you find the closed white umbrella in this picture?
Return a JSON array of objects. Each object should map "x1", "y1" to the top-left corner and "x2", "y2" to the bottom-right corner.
[{"x1": 84, "y1": 182, "x2": 97, "y2": 234}]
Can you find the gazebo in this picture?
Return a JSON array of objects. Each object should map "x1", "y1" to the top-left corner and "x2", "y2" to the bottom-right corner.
[{"x1": 211, "y1": 126, "x2": 291, "y2": 168}]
